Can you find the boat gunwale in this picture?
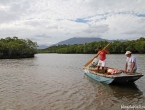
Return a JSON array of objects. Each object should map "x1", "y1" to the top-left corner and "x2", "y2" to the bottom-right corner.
[{"x1": 84, "y1": 67, "x2": 143, "y2": 78}]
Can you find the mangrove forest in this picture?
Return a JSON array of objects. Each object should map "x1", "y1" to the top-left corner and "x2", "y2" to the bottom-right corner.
[
  {"x1": 0, "y1": 37, "x2": 37, "y2": 59},
  {"x1": 38, "y1": 37, "x2": 145, "y2": 54}
]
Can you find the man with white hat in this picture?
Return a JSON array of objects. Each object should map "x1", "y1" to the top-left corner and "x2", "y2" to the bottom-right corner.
[{"x1": 125, "y1": 51, "x2": 137, "y2": 73}]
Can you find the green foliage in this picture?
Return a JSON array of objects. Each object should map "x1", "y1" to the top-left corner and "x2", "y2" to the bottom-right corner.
[
  {"x1": 38, "y1": 37, "x2": 145, "y2": 54},
  {"x1": 0, "y1": 36, "x2": 37, "y2": 58}
]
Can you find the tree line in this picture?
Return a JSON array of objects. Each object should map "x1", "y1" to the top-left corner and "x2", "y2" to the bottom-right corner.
[
  {"x1": 0, "y1": 37, "x2": 37, "y2": 59},
  {"x1": 38, "y1": 37, "x2": 145, "y2": 54}
]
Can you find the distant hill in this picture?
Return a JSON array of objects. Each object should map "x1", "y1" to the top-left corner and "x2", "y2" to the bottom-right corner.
[
  {"x1": 56, "y1": 37, "x2": 126, "y2": 45},
  {"x1": 56, "y1": 37, "x2": 108, "y2": 45},
  {"x1": 38, "y1": 37, "x2": 127, "y2": 49}
]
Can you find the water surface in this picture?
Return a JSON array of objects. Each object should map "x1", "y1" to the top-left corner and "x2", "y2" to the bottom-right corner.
[{"x1": 0, "y1": 54, "x2": 144, "y2": 110}]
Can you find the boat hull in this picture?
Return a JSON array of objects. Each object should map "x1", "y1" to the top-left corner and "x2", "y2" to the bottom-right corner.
[
  {"x1": 84, "y1": 69, "x2": 114, "y2": 84},
  {"x1": 84, "y1": 69, "x2": 143, "y2": 84},
  {"x1": 112, "y1": 75, "x2": 143, "y2": 84}
]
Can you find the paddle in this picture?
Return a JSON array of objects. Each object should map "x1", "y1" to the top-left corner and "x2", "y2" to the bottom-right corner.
[{"x1": 84, "y1": 43, "x2": 111, "y2": 67}]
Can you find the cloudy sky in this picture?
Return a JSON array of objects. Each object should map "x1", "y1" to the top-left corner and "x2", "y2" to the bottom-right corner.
[{"x1": 0, "y1": 0, "x2": 145, "y2": 46}]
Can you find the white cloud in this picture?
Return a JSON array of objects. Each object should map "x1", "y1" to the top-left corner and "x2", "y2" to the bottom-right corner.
[{"x1": 0, "y1": 0, "x2": 145, "y2": 45}]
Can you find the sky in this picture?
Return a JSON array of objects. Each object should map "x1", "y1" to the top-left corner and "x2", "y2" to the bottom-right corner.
[{"x1": 0, "y1": 0, "x2": 145, "y2": 46}]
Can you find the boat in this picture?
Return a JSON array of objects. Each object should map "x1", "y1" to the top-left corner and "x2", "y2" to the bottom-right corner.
[{"x1": 83, "y1": 66, "x2": 144, "y2": 84}]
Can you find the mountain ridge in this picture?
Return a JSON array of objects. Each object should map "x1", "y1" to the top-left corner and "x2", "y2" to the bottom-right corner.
[
  {"x1": 38, "y1": 37, "x2": 127, "y2": 49},
  {"x1": 56, "y1": 37, "x2": 126, "y2": 45}
]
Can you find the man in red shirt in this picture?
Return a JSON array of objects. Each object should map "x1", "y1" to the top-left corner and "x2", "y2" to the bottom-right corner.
[{"x1": 97, "y1": 46, "x2": 110, "y2": 74}]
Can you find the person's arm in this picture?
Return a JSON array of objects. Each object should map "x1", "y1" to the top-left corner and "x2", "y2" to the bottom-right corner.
[
  {"x1": 94, "y1": 50, "x2": 101, "y2": 58},
  {"x1": 104, "y1": 49, "x2": 110, "y2": 54},
  {"x1": 125, "y1": 62, "x2": 128, "y2": 72},
  {"x1": 129, "y1": 62, "x2": 135, "y2": 73}
]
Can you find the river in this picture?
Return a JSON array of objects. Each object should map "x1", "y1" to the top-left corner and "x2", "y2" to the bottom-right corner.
[{"x1": 0, "y1": 54, "x2": 145, "y2": 110}]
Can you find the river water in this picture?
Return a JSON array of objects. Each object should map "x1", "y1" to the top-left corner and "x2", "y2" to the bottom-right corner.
[{"x1": 0, "y1": 54, "x2": 145, "y2": 110}]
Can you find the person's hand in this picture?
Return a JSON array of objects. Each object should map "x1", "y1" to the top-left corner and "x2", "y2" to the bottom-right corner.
[
  {"x1": 124, "y1": 69, "x2": 127, "y2": 72},
  {"x1": 129, "y1": 69, "x2": 133, "y2": 73}
]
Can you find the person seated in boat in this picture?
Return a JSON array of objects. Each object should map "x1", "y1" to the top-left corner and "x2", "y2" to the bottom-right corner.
[
  {"x1": 125, "y1": 51, "x2": 137, "y2": 73},
  {"x1": 96, "y1": 46, "x2": 110, "y2": 74}
]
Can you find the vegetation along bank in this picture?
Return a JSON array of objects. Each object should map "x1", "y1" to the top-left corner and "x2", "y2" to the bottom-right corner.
[
  {"x1": 0, "y1": 37, "x2": 37, "y2": 59},
  {"x1": 38, "y1": 37, "x2": 145, "y2": 54}
]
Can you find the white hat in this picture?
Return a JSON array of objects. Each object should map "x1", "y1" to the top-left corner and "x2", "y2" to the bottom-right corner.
[{"x1": 125, "y1": 51, "x2": 132, "y2": 55}]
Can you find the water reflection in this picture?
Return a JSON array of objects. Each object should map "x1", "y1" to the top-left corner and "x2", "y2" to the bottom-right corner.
[
  {"x1": 84, "y1": 73, "x2": 144, "y2": 109},
  {"x1": 110, "y1": 83, "x2": 143, "y2": 98}
]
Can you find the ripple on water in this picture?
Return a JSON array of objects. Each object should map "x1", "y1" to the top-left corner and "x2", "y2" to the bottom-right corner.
[{"x1": 0, "y1": 54, "x2": 145, "y2": 110}]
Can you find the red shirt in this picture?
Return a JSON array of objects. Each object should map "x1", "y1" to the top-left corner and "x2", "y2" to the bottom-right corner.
[{"x1": 99, "y1": 50, "x2": 106, "y2": 61}]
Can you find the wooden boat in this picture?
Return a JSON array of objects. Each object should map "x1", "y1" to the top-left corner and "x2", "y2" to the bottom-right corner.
[{"x1": 83, "y1": 67, "x2": 144, "y2": 84}]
